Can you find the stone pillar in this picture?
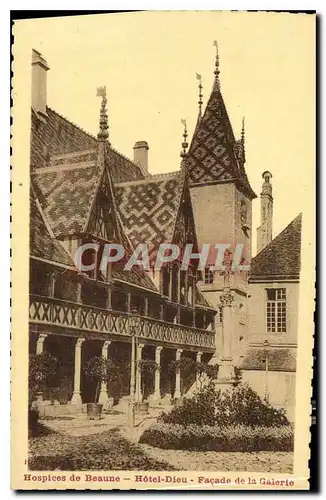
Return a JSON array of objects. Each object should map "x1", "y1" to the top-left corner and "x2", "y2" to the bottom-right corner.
[
  {"x1": 153, "y1": 346, "x2": 163, "y2": 401},
  {"x1": 219, "y1": 288, "x2": 235, "y2": 380},
  {"x1": 98, "y1": 340, "x2": 111, "y2": 405},
  {"x1": 71, "y1": 337, "x2": 85, "y2": 405},
  {"x1": 196, "y1": 351, "x2": 203, "y2": 388},
  {"x1": 135, "y1": 343, "x2": 144, "y2": 403},
  {"x1": 36, "y1": 334, "x2": 47, "y2": 355},
  {"x1": 174, "y1": 348, "x2": 183, "y2": 399}
]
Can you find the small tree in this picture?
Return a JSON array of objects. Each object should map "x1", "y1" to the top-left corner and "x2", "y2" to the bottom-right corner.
[
  {"x1": 138, "y1": 359, "x2": 158, "y2": 401},
  {"x1": 84, "y1": 356, "x2": 118, "y2": 404},
  {"x1": 29, "y1": 352, "x2": 58, "y2": 404},
  {"x1": 196, "y1": 361, "x2": 219, "y2": 389}
]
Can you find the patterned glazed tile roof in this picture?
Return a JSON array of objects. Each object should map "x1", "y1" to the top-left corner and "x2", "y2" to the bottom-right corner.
[
  {"x1": 31, "y1": 107, "x2": 144, "y2": 183},
  {"x1": 250, "y1": 214, "x2": 302, "y2": 281},
  {"x1": 32, "y1": 148, "x2": 102, "y2": 237},
  {"x1": 186, "y1": 86, "x2": 256, "y2": 199},
  {"x1": 240, "y1": 347, "x2": 297, "y2": 372},
  {"x1": 30, "y1": 187, "x2": 74, "y2": 267},
  {"x1": 115, "y1": 174, "x2": 184, "y2": 257}
]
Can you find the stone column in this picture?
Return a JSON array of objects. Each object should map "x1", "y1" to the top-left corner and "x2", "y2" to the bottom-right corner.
[
  {"x1": 98, "y1": 340, "x2": 111, "y2": 405},
  {"x1": 36, "y1": 334, "x2": 47, "y2": 355},
  {"x1": 219, "y1": 288, "x2": 235, "y2": 380},
  {"x1": 130, "y1": 334, "x2": 136, "y2": 399},
  {"x1": 71, "y1": 337, "x2": 85, "y2": 405},
  {"x1": 196, "y1": 351, "x2": 203, "y2": 388},
  {"x1": 135, "y1": 343, "x2": 144, "y2": 403},
  {"x1": 153, "y1": 346, "x2": 163, "y2": 401},
  {"x1": 174, "y1": 348, "x2": 183, "y2": 399}
]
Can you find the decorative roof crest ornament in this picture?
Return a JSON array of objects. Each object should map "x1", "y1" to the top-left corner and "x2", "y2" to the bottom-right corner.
[
  {"x1": 196, "y1": 73, "x2": 203, "y2": 119},
  {"x1": 180, "y1": 119, "x2": 188, "y2": 158},
  {"x1": 241, "y1": 116, "x2": 245, "y2": 146},
  {"x1": 213, "y1": 40, "x2": 220, "y2": 91},
  {"x1": 96, "y1": 85, "x2": 110, "y2": 143}
]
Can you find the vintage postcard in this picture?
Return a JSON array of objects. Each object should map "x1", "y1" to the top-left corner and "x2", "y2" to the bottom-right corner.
[{"x1": 11, "y1": 11, "x2": 315, "y2": 490}]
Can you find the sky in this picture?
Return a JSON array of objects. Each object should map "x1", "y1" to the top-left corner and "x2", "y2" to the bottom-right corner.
[{"x1": 14, "y1": 11, "x2": 315, "y2": 255}]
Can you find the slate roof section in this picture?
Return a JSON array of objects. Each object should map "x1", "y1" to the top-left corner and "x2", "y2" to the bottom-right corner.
[
  {"x1": 240, "y1": 347, "x2": 297, "y2": 372},
  {"x1": 32, "y1": 149, "x2": 102, "y2": 237},
  {"x1": 30, "y1": 188, "x2": 74, "y2": 267},
  {"x1": 186, "y1": 84, "x2": 256, "y2": 199},
  {"x1": 250, "y1": 214, "x2": 302, "y2": 281},
  {"x1": 115, "y1": 174, "x2": 183, "y2": 257},
  {"x1": 31, "y1": 107, "x2": 144, "y2": 183}
]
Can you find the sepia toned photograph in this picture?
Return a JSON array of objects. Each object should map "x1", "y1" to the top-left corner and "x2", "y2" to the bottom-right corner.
[{"x1": 11, "y1": 11, "x2": 315, "y2": 490}]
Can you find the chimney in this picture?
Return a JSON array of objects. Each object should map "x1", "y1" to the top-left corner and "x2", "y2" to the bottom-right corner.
[
  {"x1": 133, "y1": 141, "x2": 149, "y2": 174},
  {"x1": 32, "y1": 49, "x2": 49, "y2": 117},
  {"x1": 256, "y1": 171, "x2": 273, "y2": 254}
]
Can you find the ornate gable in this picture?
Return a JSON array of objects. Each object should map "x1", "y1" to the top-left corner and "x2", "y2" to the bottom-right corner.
[{"x1": 87, "y1": 167, "x2": 119, "y2": 242}]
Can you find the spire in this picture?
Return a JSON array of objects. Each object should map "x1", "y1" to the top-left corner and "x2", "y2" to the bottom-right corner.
[
  {"x1": 241, "y1": 116, "x2": 245, "y2": 146},
  {"x1": 213, "y1": 40, "x2": 220, "y2": 91},
  {"x1": 196, "y1": 73, "x2": 203, "y2": 119},
  {"x1": 96, "y1": 86, "x2": 110, "y2": 143},
  {"x1": 180, "y1": 119, "x2": 189, "y2": 180},
  {"x1": 180, "y1": 119, "x2": 188, "y2": 158}
]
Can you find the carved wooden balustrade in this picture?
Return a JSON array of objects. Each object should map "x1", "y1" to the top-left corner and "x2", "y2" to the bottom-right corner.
[{"x1": 29, "y1": 295, "x2": 215, "y2": 351}]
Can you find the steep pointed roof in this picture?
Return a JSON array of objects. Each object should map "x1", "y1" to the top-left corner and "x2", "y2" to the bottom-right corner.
[
  {"x1": 187, "y1": 75, "x2": 256, "y2": 199},
  {"x1": 32, "y1": 147, "x2": 103, "y2": 237},
  {"x1": 250, "y1": 214, "x2": 302, "y2": 281}
]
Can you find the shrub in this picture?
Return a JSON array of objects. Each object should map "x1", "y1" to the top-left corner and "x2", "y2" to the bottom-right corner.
[
  {"x1": 159, "y1": 382, "x2": 290, "y2": 428},
  {"x1": 29, "y1": 353, "x2": 59, "y2": 404},
  {"x1": 84, "y1": 357, "x2": 120, "y2": 403},
  {"x1": 140, "y1": 423, "x2": 294, "y2": 452}
]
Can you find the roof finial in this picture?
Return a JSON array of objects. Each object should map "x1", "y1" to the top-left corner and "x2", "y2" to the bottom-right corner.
[
  {"x1": 196, "y1": 73, "x2": 203, "y2": 119},
  {"x1": 180, "y1": 119, "x2": 188, "y2": 158},
  {"x1": 213, "y1": 40, "x2": 220, "y2": 90},
  {"x1": 241, "y1": 116, "x2": 245, "y2": 145},
  {"x1": 96, "y1": 86, "x2": 110, "y2": 143}
]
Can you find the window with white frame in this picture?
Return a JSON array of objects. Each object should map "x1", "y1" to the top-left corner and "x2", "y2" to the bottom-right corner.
[
  {"x1": 204, "y1": 268, "x2": 214, "y2": 284},
  {"x1": 266, "y1": 288, "x2": 287, "y2": 333}
]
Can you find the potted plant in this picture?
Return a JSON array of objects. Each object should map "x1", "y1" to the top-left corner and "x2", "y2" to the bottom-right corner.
[
  {"x1": 136, "y1": 359, "x2": 158, "y2": 414},
  {"x1": 29, "y1": 352, "x2": 58, "y2": 406},
  {"x1": 28, "y1": 352, "x2": 58, "y2": 432},
  {"x1": 84, "y1": 356, "x2": 117, "y2": 419}
]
